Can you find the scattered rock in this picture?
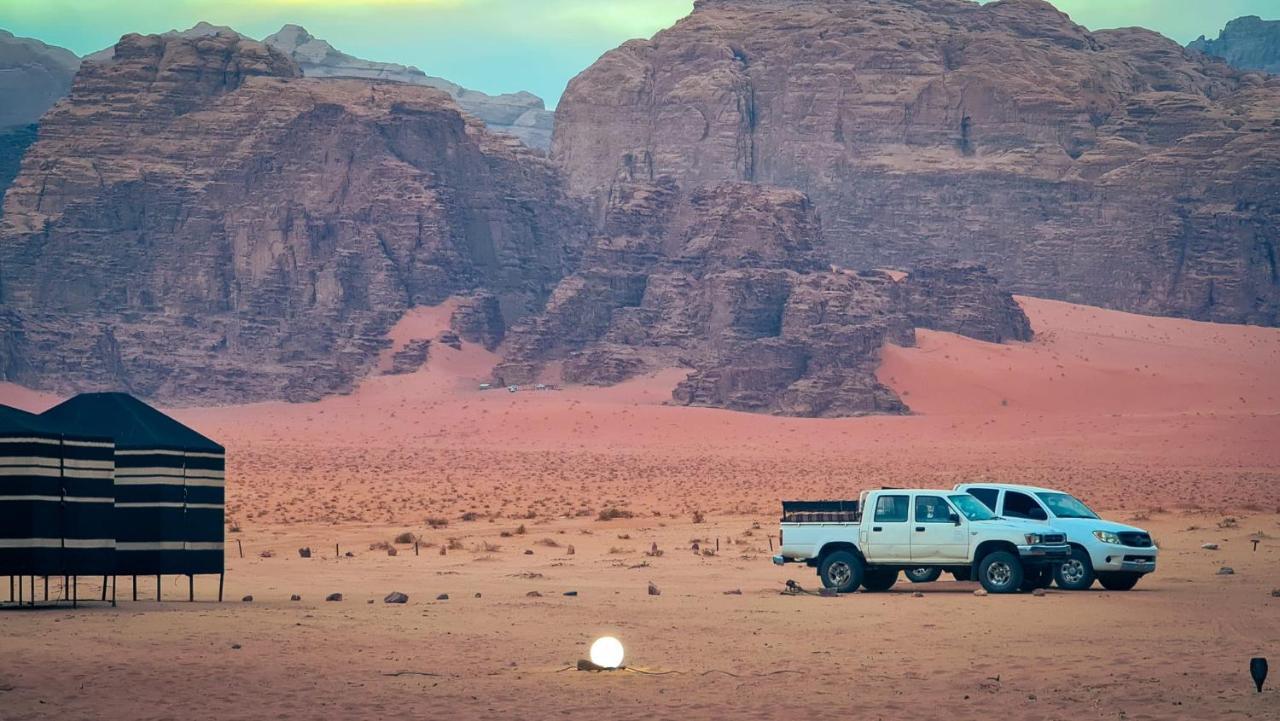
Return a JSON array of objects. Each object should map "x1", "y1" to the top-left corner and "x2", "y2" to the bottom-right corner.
[
  {"x1": 524, "y1": 549, "x2": 534, "y2": 555},
  {"x1": 297, "y1": 547, "x2": 312, "y2": 558},
  {"x1": 290, "y1": 594, "x2": 301, "y2": 601},
  {"x1": 913, "y1": 591, "x2": 925, "y2": 598},
  {"x1": 1032, "y1": 589, "x2": 1047, "y2": 597},
  {"x1": 563, "y1": 591, "x2": 578, "y2": 597},
  {"x1": 384, "y1": 592, "x2": 409, "y2": 604},
  {"x1": 1270, "y1": 589, "x2": 1280, "y2": 598},
  {"x1": 474, "y1": 592, "x2": 482, "y2": 598},
  {"x1": 386, "y1": 547, "x2": 398, "y2": 557},
  {"x1": 647, "y1": 582, "x2": 661, "y2": 596},
  {"x1": 344, "y1": 551, "x2": 355, "y2": 558},
  {"x1": 231, "y1": 643, "x2": 241, "y2": 650},
  {"x1": 436, "y1": 594, "x2": 449, "y2": 601},
  {"x1": 567, "y1": 545, "x2": 575, "y2": 555},
  {"x1": 241, "y1": 595, "x2": 253, "y2": 602},
  {"x1": 258, "y1": 551, "x2": 274, "y2": 559},
  {"x1": 367, "y1": 599, "x2": 374, "y2": 604},
  {"x1": 526, "y1": 591, "x2": 543, "y2": 598},
  {"x1": 723, "y1": 589, "x2": 742, "y2": 595},
  {"x1": 974, "y1": 589, "x2": 989, "y2": 597},
  {"x1": 1201, "y1": 543, "x2": 1220, "y2": 550},
  {"x1": 386, "y1": 339, "x2": 431, "y2": 375},
  {"x1": 1217, "y1": 567, "x2": 1235, "y2": 576},
  {"x1": 325, "y1": 593, "x2": 343, "y2": 602}
]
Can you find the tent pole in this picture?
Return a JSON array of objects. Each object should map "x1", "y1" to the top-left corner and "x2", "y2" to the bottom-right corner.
[
  {"x1": 111, "y1": 576, "x2": 116, "y2": 608},
  {"x1": 44, "y1": 576, "x2": 48, "y2": 602},
  {"x1": 132, "y1": 575, "x2": 137, "y2": 602},
  {"x1": 71, "y1": 576, "x2": 77, "y2": 609},
  {"x1": 218, "y1": 572, "x2": 224, "y2": 603},
  {"x1": 30, "y1": 575, "x2": 35, "y2": 607},
  {"x1": 188, "y1": 574, "x2": 193, "y2": 602},
  {"x1": 17, "y1": 576, "x2": 21, "y2": 605},
  {"x1": 156, "y1": 574, "x2": 161, "y2": 602},
  {"x1": 9, "y1": 575, "x2": 14, "y2": 602},
  {"x1": 101, "y1": 575, "x2": 107, "y2": 602}
]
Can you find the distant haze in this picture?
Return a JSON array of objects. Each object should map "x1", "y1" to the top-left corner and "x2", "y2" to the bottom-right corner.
[{"x1": 0, "y1": 0, "x2": 1276, "y2": 106}]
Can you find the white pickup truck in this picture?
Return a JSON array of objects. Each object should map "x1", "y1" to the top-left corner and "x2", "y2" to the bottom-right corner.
[
  {"x1": 954, "y1": 483, "x2": 1158, "y2": 591},
  {"x1": 773, "y1": 489, "x2": 1071, "y2": 594}
]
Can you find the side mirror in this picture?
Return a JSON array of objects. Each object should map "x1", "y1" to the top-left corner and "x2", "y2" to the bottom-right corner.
[{"x1": 951, "y1": 512, "x2": 962, "y2": 526}]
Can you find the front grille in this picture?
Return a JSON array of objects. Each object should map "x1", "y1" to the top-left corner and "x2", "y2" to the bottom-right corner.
[
  {"x1": 1118, "y1": 532, "x2": 1153, "y2": 548},
  {"x1": 1043, "y1": 533, "x2": 1066, "y2": 544},
  {"x1": 1123, "y1": 555, "x2": 1155, "y2": 563}
]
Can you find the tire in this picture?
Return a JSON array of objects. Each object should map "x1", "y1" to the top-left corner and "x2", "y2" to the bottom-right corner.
[
  {"x1": 1097, "y1": 572, "x2": 1141, "y2": 591},
  {"x1": 978, "y1": 551, "x2": 1024, "y2": 594},
  {"x1": 818, "y1": 550, "x2": 865, "y2": 594},
  {"x1": 950, "y1": 569, "x2": 971, "y2": 582},
  {"x1": 1020, "y1": 566, "x2": 1054, "y2": 592},
  {"x1": 861, "y1": 569, "x2": 898, "y2": 593},
  {"x1": 1053, "y1": 547, "x2": 1096, "y2": 591},
  {"x1": 905, "y1": 567, "x2": 943, "y2": 584}
]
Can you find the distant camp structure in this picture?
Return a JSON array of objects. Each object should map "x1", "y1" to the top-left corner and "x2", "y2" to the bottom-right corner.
[{"x1": 2, "y1": 393, "x2": 226, "y2": 607}]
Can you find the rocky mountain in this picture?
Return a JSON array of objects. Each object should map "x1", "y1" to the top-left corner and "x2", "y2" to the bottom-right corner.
[
  {"x1": 262, "y1": 25, "x2": 554, "y2": 151},
  {"x1": 0, "y1": 30, "x2": 80, "y2": 218},
  {"x1": 554, "y1": 0, "x2": 1280, "y2": 326},
  {"x1": 1189, "y1": 16, "x2": 1280, "y2": 75},
  {"x1": 0, "y1": 31, "x2": 587, "y2": 404},
  {"x1": 495, "y1": 162, "x2": 1030, "y2": 417}
]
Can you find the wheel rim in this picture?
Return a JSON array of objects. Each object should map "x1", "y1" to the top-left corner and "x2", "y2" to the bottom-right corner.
[
  {"x1": 986, "y1": 561, "x2": 1012, "y2": 587},
  {"x1": 828, "y1": 561, "x2": 851, "y2": 587},
  {"x1": 1061, "y1": 559, "x2": 1086, "y2": 584},
  {"x1": 908, "y1": 568, "x2": 930, "y2": 580}
]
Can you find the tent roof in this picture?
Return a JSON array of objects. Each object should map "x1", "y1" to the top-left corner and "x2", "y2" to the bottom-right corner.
[
  {"x1": 40, "y1": 393, "x2": 223, "y2": 453},
  {"x1": 0, "y1": 403, "x2": 62, "y2": 436}
]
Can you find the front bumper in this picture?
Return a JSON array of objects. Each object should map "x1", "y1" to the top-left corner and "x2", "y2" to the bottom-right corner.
[
  {"x1": 1094, "y1": 550, "x2": 1158, "y2": 574},
  {"x1": 1017, "y1": 543, "x2": 1071, "y2": 564},
  {"x1": 772, "y1": 554, "x2": 788, "y2": 566}
]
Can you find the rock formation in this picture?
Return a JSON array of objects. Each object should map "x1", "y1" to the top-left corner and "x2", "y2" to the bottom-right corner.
[
  {"x1": 1190, "y1": 16, "x2": 1280, "y2": 75},
  {"x1": 0, "y1": 31, "x2": 587, "y2": 403},
  {"x1": 495, "y1": 171, "x2": 1030, "y2": 417},
  {"x1": 0, "y1": 30, "x2": 80, "y2": 216},
  {"x1": 262, "y1": 25, "x2": 555, "y2": 151},
  {"x1": 553, "y1": 0, "x2": 1280, "y2": 326}
]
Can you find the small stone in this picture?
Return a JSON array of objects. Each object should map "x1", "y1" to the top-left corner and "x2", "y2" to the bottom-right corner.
[
  {"x1": 974, "y1": 589, "x2": 989, "y2": 597},
  {"x1": 647, "y1": 582, "x2": 661, "y2": 596},
  {"x1": 526, "y1": 591, "x2": 542, "y2": 598},
  {"x1": 436, "y1": 593, "x2": 449, "y2": 601},
  {"x1": 297, "y1": 547, "x2": 312, "y2": 558},
  {"x1": 344, "y1": 551, "x2": 354, "y2": 557},
  {"x1": 1270, "y1": 588, "x2": 1280, "y2": 598},
  {"x1": 325, "y1": 593, "x2": 343, "y2": 602},
  {"x1": 290, "y1": 594, "x2": 301, "y2": 601},
  {"x1": 1201, "y1": 543, "x2": 1219, "y2": 550},
  {"x1": 563, "y1": 591, "x2": 578, "y2": 597},
  {"x1": 567, "y1": 545, "x2": 575, "y2": 555},
  {"x1": 231, "y1": 643, "x2": 241, "y2": 650},
  {"x1": 386, "y1": 547, "x2": 398, "y2": 557},
  {"x1": 241, "y1": 595, "x2": 253, "y2": 602},
  {"x1": 1217, "y1": 567, "x2": 1235, "y2": 575},
  {"x1": 1032, "y1": 588, "x2": 1047, "y2": 597},
  {"x1": 367, "y1": 599, "x2": 374, "y2": 604},
  {"x1": 723, "y1": 589, "x2": 742, "y2": 595},
  {"x1": 524, "y1": 549, "x2": 534, "y2": 555},
  {"x1": 258, "y1": 550, "x2": 274, "y2": 558},
  {"x1": 912, "y1": 591, "x2": 924, "y2": 598},
  {"x1": 384, "y1": 591, "x2": 409, "y2": 603},
  {"x1": 474, "y1": 592, "x2": 482, "y2": 598}
]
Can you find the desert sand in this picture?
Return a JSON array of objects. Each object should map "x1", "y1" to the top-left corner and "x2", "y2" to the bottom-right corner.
[{"x1": 2, "y1": 296, "x2": 1278, "y2": 720}]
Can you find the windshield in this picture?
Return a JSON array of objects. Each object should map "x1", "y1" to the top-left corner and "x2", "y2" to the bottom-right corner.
[
  {"x1": 948, "y1": 494, "x2": 996, "y2": 521},
  {"x1": 1035, "y1": 492, "x2": 1099, "y2": 519}
]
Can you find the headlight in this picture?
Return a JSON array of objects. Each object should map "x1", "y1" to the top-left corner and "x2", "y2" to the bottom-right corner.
[
  {"x1": 1024, "y1": 533, "x2": 1044, "y2": 545},
  {"x1": 1093, "y1": 530, "x2": 1121, "y2": 544}
]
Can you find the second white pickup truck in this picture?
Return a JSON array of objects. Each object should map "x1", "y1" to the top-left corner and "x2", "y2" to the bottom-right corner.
[{"x1": 773, "y1": 489, "x2": 1071, "y2": 594}]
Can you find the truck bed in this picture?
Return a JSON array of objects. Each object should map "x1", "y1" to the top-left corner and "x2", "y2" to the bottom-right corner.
[{"x1": 781, "y1": 500, "x2": 860, "y2": 524}]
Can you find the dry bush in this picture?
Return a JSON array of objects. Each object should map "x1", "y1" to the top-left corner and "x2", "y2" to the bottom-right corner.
[
  {"x1": 369, "y1": 540, "x2": 391, "y2": 551},
  {"x1": 446, "y1": 537, "x2": 465, "y2": 551},
  {"x1": 394, "y1": 531, "x2": 418, "y2": 544},
  {"x1": 597, "y1": 507, "x2": 635, "y2": 521},
  {"x1": 460, "y1": 511, "x2": 480, "y2": 522},
  {"x1": 516, "y1": 524, "x2": 527, "y2": 535},
  {"x1": 425, "y1": 517, "x2": 449, "y2": 529},
  {"x1": 608, "y1": 546, "x2": 631, "y2": 555},
  {"x1": 692, "y1": 510, "x2": 706, "y2": 524},
  {"x1": 472, "y1": 541, "x2": 501, "y2": 553},
  {"x1": 536, "y1": 537, "x2": 561, "y2": 548}
]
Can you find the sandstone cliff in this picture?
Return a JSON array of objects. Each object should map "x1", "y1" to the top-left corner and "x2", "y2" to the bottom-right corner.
[
  {"x1": 1190, "y1": 16, "x2": 1280, "y2": 75},
  {"x1": 496, "y1": 170, "x2": 1030, "y2": 417},
  {"x1": 0, "y1": 32, "x2": 586, "y2": 403},
  {"x1": 553, "y1": 0, "x2": 1280, "y2": 326},
  {"x1": 0, "y1": 30, "x2": 80, "y2": 218}
]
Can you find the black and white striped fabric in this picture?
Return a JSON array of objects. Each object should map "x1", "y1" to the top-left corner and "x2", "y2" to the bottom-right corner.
[
  {"x1": 41, "y1": 394, "x2": 225, "y2": 577},
  {"x1": 0, "y1": 405, "x2": 116, "y2": 577}
]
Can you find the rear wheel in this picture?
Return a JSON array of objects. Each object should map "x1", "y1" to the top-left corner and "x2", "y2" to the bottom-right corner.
[
  {"x1": 861, "y1": 569, "x2": 898, "y2": 592},
  {"x1": 1054, "y1": 547, "x2": 1096, "y2": 591},
  {"x1": 905, "y1": 567, "x2": 942, "y2": 584},
  {"x1": 818, "y1": 550, "x2": 864, "y2": 594},
  {"x1": 1097, "y1": 572, "x2": 1141, "y2": 591},
  {"x1": 978, "y1": 551, "x2": 1024, "y2": 594}
]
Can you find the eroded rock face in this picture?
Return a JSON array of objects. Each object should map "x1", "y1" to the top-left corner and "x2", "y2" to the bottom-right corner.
[
  {"x1": 1190, "y1": 16, "x2": 1280, "y2": 75},
  {"x1": 496, "y1": 175, "x2": 1030, "y2": 417},
  {"x1": 0, "y1": 32, "x2": 586, "y2": 403},
  {"x1": 554, "y1": 0, "x2": 1280, "y2": 326},
  {"x1": 0, "y1": 30, "x2": 80, "y2": 217}
]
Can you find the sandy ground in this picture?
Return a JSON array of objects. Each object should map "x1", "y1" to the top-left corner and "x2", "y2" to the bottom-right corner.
[{"x1": 2, "y1": 296, "x2": 1279, "y2": 719}]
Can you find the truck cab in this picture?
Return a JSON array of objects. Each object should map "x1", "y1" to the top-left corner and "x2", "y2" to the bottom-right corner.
[
  {"x1": 774, "y1": 489, "x2": 1071, "y2": 594},
  {"x1": 954, "y1": 483, "x2": 1158, "y2": 591}
]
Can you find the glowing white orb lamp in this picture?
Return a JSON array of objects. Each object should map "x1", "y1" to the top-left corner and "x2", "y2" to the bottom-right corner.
[{"x1": 589, "y1": 636, "x2": 625, "y2": 669}]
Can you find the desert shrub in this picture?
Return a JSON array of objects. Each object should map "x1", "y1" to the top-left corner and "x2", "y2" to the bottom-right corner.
[{"x1": 597, "y1": 507, "x2": 635, "y2": 521}]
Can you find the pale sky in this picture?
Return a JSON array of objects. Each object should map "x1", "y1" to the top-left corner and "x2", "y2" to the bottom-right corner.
[{"x1": 1, "y1": 1, "x2": 1275, "y2": 106}]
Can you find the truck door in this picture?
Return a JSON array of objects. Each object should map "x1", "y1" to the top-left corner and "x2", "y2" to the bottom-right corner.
[
  {"x1": 1001, "y1": 490, "x2": 1050, "y2": 523},
  {"x1": 911, "y1": 495, "x2": 969, "y2": 562},
  {"x1": 862, "y1": 493, "x2": 911, "y2": 562}
]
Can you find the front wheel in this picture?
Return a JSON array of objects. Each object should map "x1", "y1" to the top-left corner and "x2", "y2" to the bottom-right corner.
[
  {"x1": 905, "y1": 567, "x2": 943, "y2": 584},
  {"x1": 818, "y1": 550, "x2": 865, "y2": 594},
  {"x1": 978, "y1": 551, "x2": 1024, "y2": 594},
  {"x1": 1054, "y1": 547, "x2": 1096, "y2": 591},
  {"x1": 1097, "y1": 572, "x2": 1141, "y2": 591},
  {"x1": 861, "y1": 569, "x2": 898, "y2": 592}
]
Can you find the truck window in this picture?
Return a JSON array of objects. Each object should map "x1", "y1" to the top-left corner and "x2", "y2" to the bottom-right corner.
[
  {"x1": 1003, "y1": 491, "x2": 1048, "y2": 521},
  {"x1": 966, "y1": 487, "x2": 999, "y2": 512},
  {"x1": 914, "y1": 495, "x2": 955, "y2": 523},
  {"x1": 873, "y1": 494, "x2": 909, "y2": 523}
]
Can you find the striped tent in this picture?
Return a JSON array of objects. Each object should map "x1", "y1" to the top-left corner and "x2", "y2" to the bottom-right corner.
[
  {"x1": 41, "y1": 394, "x2": 225, "y2": 578},
  {"x1": 0, "y1": 404, "x2": 116, "y2": 582}
]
